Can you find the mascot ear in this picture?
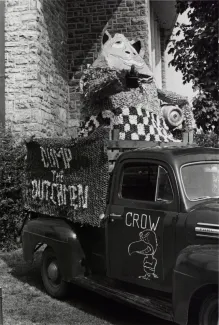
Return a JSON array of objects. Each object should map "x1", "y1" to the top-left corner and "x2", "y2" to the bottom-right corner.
[
  {"x1": 102, "y1": 30, "x2": 111, "y2": 45},
  {"x1": 131, "y1": 40, "x2": 141, "y2": 54}
]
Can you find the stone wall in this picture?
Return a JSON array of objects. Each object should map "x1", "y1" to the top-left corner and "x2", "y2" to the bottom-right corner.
[
  {"x1": 67, "y1": 0, "x2": 150, "y2": 126},
  {"x1": 5, "y1": 0, "x2": 70, "y2": 139},
  {"x1": 5, "y1": 0, "x2": 40, "y2": 137}
]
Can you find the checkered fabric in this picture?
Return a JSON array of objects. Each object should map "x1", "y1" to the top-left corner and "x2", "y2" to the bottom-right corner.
[{"x1": 79, "y1": 105, "x2": 178, "y2": 142}]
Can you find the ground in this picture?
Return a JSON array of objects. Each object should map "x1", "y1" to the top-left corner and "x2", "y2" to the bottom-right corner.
[{"x1": 0, "y1": 249, "x2": 174, "y2": 325}]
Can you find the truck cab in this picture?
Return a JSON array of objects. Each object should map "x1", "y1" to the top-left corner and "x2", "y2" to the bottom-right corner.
[{"x1": 22, "y1": 144, "x2": 219, "y2": 325}]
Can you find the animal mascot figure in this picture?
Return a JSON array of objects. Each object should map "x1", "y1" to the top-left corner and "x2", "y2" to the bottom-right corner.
[{"x1": 79, "y1": 31, "x2": 196, "y2": 142}]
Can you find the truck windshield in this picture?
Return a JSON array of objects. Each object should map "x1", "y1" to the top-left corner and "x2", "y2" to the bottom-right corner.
[{"x1": 181, "y1": 162, "x2": 219, "y2": 201}]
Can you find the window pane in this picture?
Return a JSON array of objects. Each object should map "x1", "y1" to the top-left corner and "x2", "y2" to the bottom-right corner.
[
  {"x1": 121, "y1": 164, "x2": 158, "y2": 201},
  {"x1": 156, "y1": 166, "x2": 173, "y2": 202},
  {"x1": 181, "y1": 163, "x2": 219, "y2": 201}
]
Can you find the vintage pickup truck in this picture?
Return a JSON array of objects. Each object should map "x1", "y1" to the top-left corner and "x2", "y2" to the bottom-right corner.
[{"x1": 21, "y1": 135, "x2": 219, "y2": 325}]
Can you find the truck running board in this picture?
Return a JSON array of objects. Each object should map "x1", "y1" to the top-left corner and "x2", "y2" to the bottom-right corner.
[{"x1": 71, "y1": 276, "x2": 173, "y2": 322}]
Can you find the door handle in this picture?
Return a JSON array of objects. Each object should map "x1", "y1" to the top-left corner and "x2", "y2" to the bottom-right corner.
[{"x1": 109, "y1": 213, "x2": 122, "y2": 220}]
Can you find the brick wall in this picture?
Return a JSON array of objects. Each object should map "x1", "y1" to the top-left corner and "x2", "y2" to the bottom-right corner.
[
  {"x1": 67, "y1": 0, "x2": 150, "y2": 126},
  {"x1": 37, "y1": 0, "x2": 70, "y2": 137},
  {"x1": 5, "y1": 0, "x2": 70, "y2": 139}
]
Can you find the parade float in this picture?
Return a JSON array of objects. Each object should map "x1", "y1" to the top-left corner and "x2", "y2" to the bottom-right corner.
[
  {"x1": 21, "y1": 34, "x2": 218, "y2": 325},
  {"x1": 78, "y1": 31, "x2": 196, "y2": 142},
  {"x1": 24, "y1": 31, "x2": 196, "y2": 227}
]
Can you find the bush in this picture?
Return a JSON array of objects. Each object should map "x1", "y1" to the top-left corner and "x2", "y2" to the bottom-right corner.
[
  {"x1": 171, "y1": 129, "x2": 219, "y2": 148},
  {"x1": 195, "y1": 131, "x2": 219, "y2": 148},
  {"x1": 0, "y1": 129, "x2": 27, "y2": 251}
]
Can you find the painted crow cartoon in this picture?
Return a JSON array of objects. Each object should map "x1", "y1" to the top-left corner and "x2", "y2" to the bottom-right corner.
[{"x1": 128, "y1": 229, "x2": 158, "y2": 280}]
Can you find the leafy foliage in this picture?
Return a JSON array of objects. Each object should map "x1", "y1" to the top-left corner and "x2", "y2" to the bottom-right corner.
[
  {"x1": 0, "y1": 129, "x2": 27, "y2": 251},
  {"x1": 171, "y1": 128, "x2": 219, "y2": 148},
  {"x1": 195, "y1": 131, "x2": 219, "y2": 148},
  {"x1": 168, "y1": 0, "x2": 218, "y2": 133}
]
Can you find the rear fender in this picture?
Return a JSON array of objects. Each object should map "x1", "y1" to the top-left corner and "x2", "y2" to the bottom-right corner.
[{"x1": 22, "y1": 217, "x2": 85, "y2": 282}]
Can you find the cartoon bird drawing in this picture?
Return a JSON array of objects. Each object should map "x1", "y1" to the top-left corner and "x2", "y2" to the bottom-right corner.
[{"x1": 128, "y1": 229, "x2": 158, "y2": 280}]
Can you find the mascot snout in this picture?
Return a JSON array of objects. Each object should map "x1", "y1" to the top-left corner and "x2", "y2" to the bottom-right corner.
[{"x1": 128, "y1": 240, "x2": 148, "y2": 256}]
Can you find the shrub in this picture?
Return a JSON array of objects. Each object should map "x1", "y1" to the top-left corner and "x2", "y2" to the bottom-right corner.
[
  {"x1": 195, "y1": 131, "x2": 219, "y2": 148},
  {"x1": 171, "y1": 129, "x2": 219, "y2": 148},
  {"x1": 0, "y1": 129, "x2": 27, "y2": 251}
]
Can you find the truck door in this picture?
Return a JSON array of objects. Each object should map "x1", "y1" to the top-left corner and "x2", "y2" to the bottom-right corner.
[{"x1": 106, "y1": 159, "x2": 179, "y2": 291}]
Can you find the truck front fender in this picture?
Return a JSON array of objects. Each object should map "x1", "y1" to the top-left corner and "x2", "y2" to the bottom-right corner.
[
  {"x1": 22, "y1": 217, "x2": 85, "y2": 282},
  {"x1": 173, "y1": 245, "x2": 218, "y2": 325}
]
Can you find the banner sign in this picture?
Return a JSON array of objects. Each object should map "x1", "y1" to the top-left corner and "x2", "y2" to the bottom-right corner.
[{"x1": 24, "y1": 128, "x2": 109, "y2": 227}]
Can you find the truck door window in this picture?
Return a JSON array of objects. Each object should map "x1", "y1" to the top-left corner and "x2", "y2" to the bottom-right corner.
[
  {"x1": 155, "y1": 166, "x2": 173, "y2": 202},
  {"x1": 121, "y1": 164, "x2": 158, "y2": 201},
  {"x1": 121, "y1": 163, "x2": 173, "y2": 203}
]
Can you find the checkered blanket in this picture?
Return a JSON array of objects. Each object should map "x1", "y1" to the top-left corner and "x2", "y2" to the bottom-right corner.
[{"x1": 79, "y1": 105, "x2": 178, "y2": 142}]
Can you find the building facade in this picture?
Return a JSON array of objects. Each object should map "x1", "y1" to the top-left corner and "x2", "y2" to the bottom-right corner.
[{"x1": 2, "y1": 0, "x2": 177, "y2": 139}]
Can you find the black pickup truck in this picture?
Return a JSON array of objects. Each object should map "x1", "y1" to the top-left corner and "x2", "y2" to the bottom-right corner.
[{"x1": 22, "y1": 139, "x2": 219, "y2": 325}]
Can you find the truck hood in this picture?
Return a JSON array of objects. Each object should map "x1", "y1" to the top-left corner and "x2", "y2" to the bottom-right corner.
[
  {"x1": 186, "y1": 200, "x2": 219, "y2": 242},
  {"x1": 190, "y1": 199, "x2": 219, "y2": 214}
]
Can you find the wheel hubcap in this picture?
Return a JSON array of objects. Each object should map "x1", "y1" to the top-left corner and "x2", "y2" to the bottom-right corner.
[{"x1": 47, "y1": 261, "x2": 59, "y2": 282}]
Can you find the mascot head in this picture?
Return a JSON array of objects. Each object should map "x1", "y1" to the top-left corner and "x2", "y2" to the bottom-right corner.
[
  {"x1": 92, "y1": 30, "x2": 153, "y2": 78},
  {"x1": 128, "y1": 230, "x2": 158, "y2": 256}
]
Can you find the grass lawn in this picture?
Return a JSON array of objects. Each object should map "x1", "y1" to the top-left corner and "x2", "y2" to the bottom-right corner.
[
  {"x1": 0, "y1": 249, "x2": 113, "y2": 325},
  {"x1": 0, "y1": 249, "x2": 172, "y2": 325}
]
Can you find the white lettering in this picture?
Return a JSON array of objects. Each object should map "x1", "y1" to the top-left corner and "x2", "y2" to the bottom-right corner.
[
  {"x1": 55, "y1": 171, "x2": 64, "y2": 183},
  {"x1": 78, "y1": 184, "x2": 88, "y2": 208},
  {"x1": 50, "y1": 183, "x2": 57, "y2": 205},
  {"x1": 57, "y1": 184, "x2": 64, "y2": 206},
  {"x1": 49, "y1": 148, "x2": 57, "y2": 168},
  {"x1": 31, "y1": 179, "x2": 41, "y2": 199},
  {"x1": 46, "y1": 148, "x2": 53, "y2": 166},
  {"x1": 69, "y1": 185, "x2": 78, "y2": 209},
  {"x1": 64, "y1": 148, "x2": 72, "y2": 169},
  {"x1": 149, "y1": 216, "x2": 160, "y2": 231},
  {"x1": 31, "y1": 179, "x2": 38, "y2": 199},
  {"x1": 60, "y1": 148, "x2": 67, "y2": 168},
  {"x1": 125, "y1": 212, "x2": 160, "y2": 231},
  {"x1": 141, "y1": 214, "x2": 147, "y2": 229},
  {"x1": 40, "y1": 147, "x2": 49, "y2": 168},
  {"x1": 52, "y1": 149, "x2": 60, "y2": 169},
  {"x1": 30, "y1": 178, "x2": 89, "y2": 210},
  {"x1": 133, "y1": 213, "x2": 140, "y2": 228},
  {"x1": 40, "y1": 146, "x2": 72, "y2": 169},
  {"x1": 42, "y1": 180, "x2": 51, "y2": 200},
  {"x1": 125, "y1": 212, "x2": 132, "y2": 226},
  {"x1": 63, "y1": 185, "x2": 68, "y2": 205}
]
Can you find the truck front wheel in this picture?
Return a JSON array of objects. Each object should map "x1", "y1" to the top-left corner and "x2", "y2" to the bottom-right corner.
[
  {"x1": 199, "y1": 294, "x2": 218, "y2": 325},
  {"x1": 41, "y1": 247, "x2": 68, "y2": 299}
]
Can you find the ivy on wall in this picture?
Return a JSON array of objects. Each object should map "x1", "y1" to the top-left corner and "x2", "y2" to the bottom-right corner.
[{"x1": 0, "y1": 129, "x2": 27, "y2": 251}]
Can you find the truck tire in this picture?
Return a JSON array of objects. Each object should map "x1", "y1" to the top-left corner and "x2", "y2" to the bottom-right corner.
[
  {"x1": 41, "y1": 247, "x2": 68, "y2": 299},
  {"x1": 199, "y1": 294, "x2": 218, "y2": 325}
]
